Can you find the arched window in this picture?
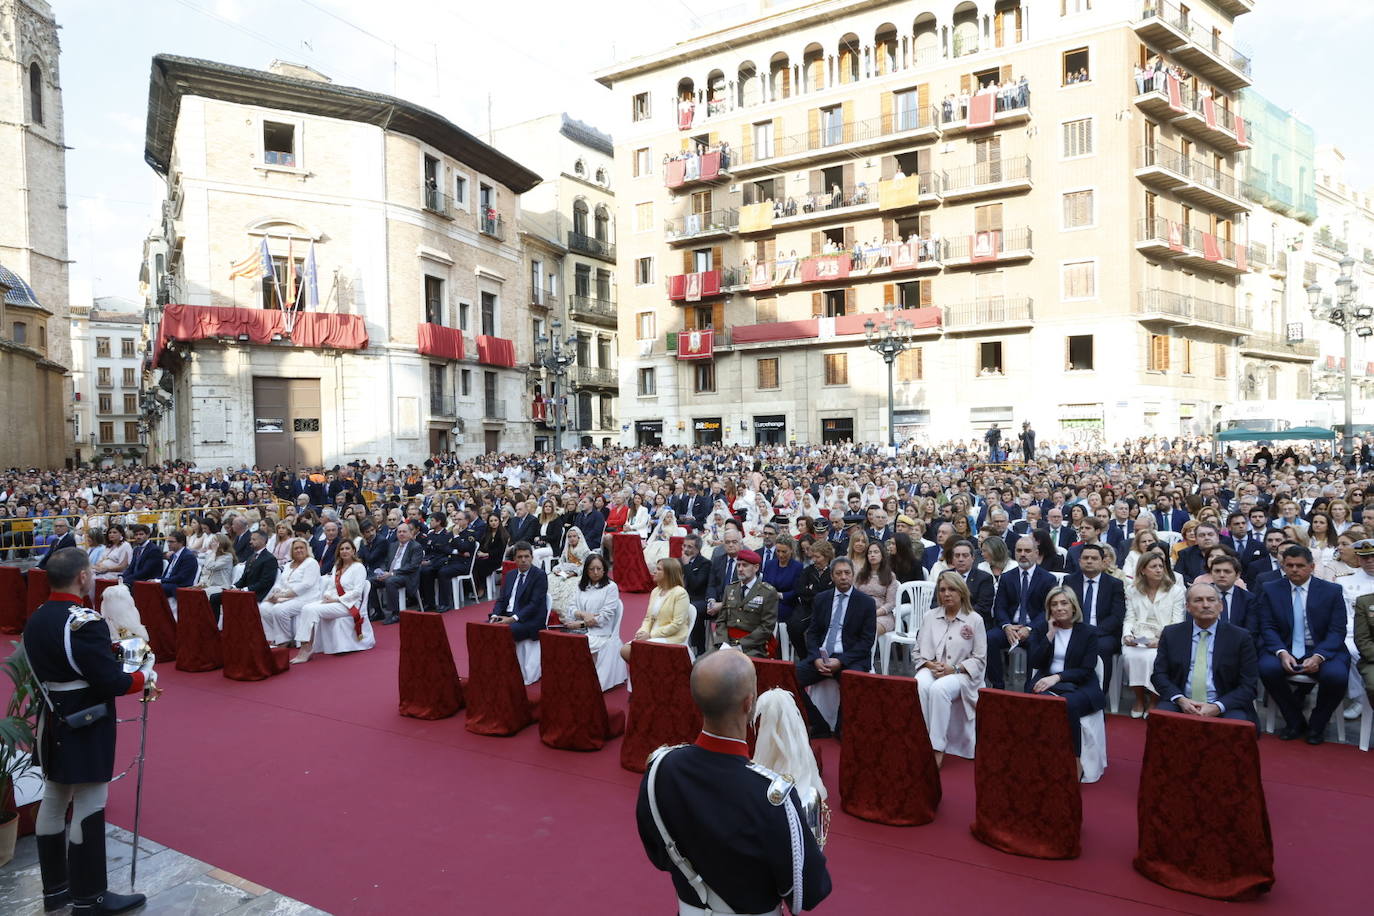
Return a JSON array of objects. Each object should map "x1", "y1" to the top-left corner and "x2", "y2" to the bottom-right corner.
[
  {"x1": 953, "y1": 3, "x2": 979, "y2": 58},
  {"x1": 29, "y1": 63, "x2": 43, "y2": 125},
  {"x1": 574, "y1": 159, "x2": 586, "y2": 176},
  {"x1": 593, "y1": 205, "x2": 610, "y2": 243},
  {"x1": 595, "y1": 167, "x2": 607, "y2": 185},
  {"x1": 572, "y1": 199, "x2": 589, "y2": 237}
]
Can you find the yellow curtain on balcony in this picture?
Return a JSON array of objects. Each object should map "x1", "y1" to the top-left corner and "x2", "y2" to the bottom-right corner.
[
  {"x1": 739, "y1": 202, "x2": 774, "y2": 233},
  {"x1": 878, "y1": 175, "x2": 923, "y2": 211}
]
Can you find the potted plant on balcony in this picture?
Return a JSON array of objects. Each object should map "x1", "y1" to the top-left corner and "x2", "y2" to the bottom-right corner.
[{"x1": 0, "y1": 644, "x2": 41, "y2": 866}]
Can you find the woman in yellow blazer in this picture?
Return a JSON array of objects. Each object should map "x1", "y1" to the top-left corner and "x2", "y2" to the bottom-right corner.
[{"x1": 620, "y1": 557, "x2": 690, "y2": 661}]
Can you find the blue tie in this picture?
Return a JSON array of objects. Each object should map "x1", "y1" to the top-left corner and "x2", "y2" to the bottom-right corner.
[
  {"x1": 1290, "y1": 585, "x2": 1306, "y2": 658},
  {"x1": 1084, "y1": 579, "x2": 1095, "y2": 625},
  {"x1": 825, "y1": 592, "x2": 848, "y2": 656},
  {"x1": 1018, "y1": 570, "x2": 1030, "y2": 624}
]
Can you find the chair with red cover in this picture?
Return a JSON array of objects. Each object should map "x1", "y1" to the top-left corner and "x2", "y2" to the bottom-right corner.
[
  {"x1": 464, "y1": 621, "x2": 538, "y2": 736},
  {"x1": 971, "y1": 688, "x2": 1081, "y2": 859},
  {"x1": 93, "y1": 578, "x2": 115, "y2": 613},
  {"x1": 620, "y1": 640, "x2": 700, "y2": 773},
  {"x1": 750, "y1": 658, "x2": 825, "y2": 775},
  {"x1": 1134, "y1": 711, "x2": 1274, "y2": 900},
  {"x1": 220, "y1": 590, "x2": 290, "y2": 680},
  {"x1": 0, "y1": 566, "x2": 24, "y2": 634},
  {"x1": 668, "y1": 536, "x2": 685, "y2": 559},
  {"x1": 537, "y1": 630, "x2": 625, "y2": 751},
  {"x1": 173, "y1": 588, "x2": 223, "y2": 673},
  {"x1": 24, "y1": 568, "x2": 50, "y2": 622},
  {"x1": 838, "y1": 670, "x2": 941, "y2": 825},
  {"x1": 398, "y1": 610, "x2": 464, "y2": 719},
  {"x1": 132, "y1": 580, "x2": 178, "y2": 663},
  {"x1": 610, "y1": 533, "x2": 654, "y2": 593}
]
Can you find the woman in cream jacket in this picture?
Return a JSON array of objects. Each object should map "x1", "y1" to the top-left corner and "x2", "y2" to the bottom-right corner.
[{"x1": 620, "y1": 557, "x2": 691, "y2": 662}]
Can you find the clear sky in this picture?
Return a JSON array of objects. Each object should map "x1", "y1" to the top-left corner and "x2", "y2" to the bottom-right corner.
[{"x1": 54, "y1": 0, "x2": 1371, "y2": 307}]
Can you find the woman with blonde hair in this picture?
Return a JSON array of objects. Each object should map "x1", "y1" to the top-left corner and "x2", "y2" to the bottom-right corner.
[
  {"x1": 269, "y1": 520, "x2": 294, "y2": 568},
  {"x1": 912, "y1": 570, "x2": 987, "y2": 765},
  {"x1": 194, "y1": 533, "x2": 235, "y2": 596},
  {"x1": 1026, "y1": 586, "x2": 1106, "y2": 760},
  {"x1": 1121, "y1": 550, "x2": 1185, "y2": 717},
  {"x1": 620, "y1": 557, "x2": 690, "y2": 662},
  {"x1": 260, "y1": 537, "x2": 321, "y2": 646}
]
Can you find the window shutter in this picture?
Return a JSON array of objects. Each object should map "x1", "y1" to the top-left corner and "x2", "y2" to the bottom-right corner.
[
  {"x1": 843, "y1": 226, "x2": 855, "y2": 249},
  {"x1": 741, "y1": 125, "x2": 753, "y2": 162},
  {"x1": 842, "y1": 163, "x2": 855, "y2": 190},
  {"x1": 883, "y1": 217, "x2": 896, "y2": 240},
  {"x1": 1064, "y1": 336, "x2": 1072, "y2": 370},
  {"x1": 1000, "y1": 64, "x2": 1013, "y2": 83},
  {"x1": 809, "y1": 169, "x2": 824, "y2": 194},
  {"x1": 883, "y1": 283, "x2": 895, "y2": 305},
  {"x1": 842, "y1": 100, "x2": 855, "y2": 143},
  {"x1": 712, "y1": 302, "x2": 725, "y2": 330},
  {"x1": 844, "y1": 288, "x2": 855, "y2": 314},
  {"x1": 764, "y1": 238, "x2": 776, "y2": 261},
  {"x1": 915, "y1": 348, "x2": 924, "y2": 380},
  {"x1": 811, "y1": 231, "x2": 822, "y2": 255},
  {"x1": 682, "y1": 137, "x2": 693, "y2": 152},
  {"x1": 773, "y1": 116, "x2": 784, "y2": 144},
  {"x1": 708, "y1": 131, "x2": 718, "y2": 147},
  {"x1": 881, "y1": 155, "x2": 895, "y2": 180},
  {"x1": 682, "y1": 251, "x2": 694, "y2": 273},
  {"x1": 711, "y1": 245, "x2": 723, "y2": 270},
  {"x1": 918, "y1": 82, "x2": 930, "y2": 113},
  {"x1": 916, "y1": 147, "x2": 931, "y2": 174},
  {"x1": 812, "y1": 293, "x2": 824, "y2": 317},
  {"x1": 881, "y1": 92, "x2": 893, "y2": 131},
  {"x1": 995, "y1": 10, "x2": 1005, "y2": 47},
  {"x1": 919, "y1": 214, "x2": 932, "y2": 237},
  {"x1": 920, "y1": 280, "x2": 933, "y2": 306},
  {"x1": 807, "y1": 108, "x2": 820, "y2": 148},
  {"x1": 960, "y1": 73, "x2": 972, "y2": 94}
]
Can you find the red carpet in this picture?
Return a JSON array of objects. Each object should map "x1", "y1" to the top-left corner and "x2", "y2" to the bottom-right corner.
[{"x1": 74, "y1": 593, "x2": 1371, "y2": 914}]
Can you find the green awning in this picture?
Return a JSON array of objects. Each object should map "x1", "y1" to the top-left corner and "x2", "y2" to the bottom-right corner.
[{"x1": 1216, "y1": 426, "x2": 1337, "y2": 442}]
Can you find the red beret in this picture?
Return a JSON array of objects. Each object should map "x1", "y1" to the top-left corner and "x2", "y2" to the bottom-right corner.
[{"x1": 737, "y1": 549, "x2": 762, "y2": 565}]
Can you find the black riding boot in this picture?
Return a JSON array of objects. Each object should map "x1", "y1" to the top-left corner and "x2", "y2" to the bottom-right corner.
[
  {"x1": 36, "y1": 831, "x2": 70, "y2": 911},
  {"x1": 67, "y1": 810, "x2": 146, "y2": 915}
]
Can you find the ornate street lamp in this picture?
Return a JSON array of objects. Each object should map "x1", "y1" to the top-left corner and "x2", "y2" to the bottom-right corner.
[
  {"x1": 864, "y1": 304, "x2": 917, "y2": 449},
  {"x1": 1307, "y1": 254, "x2": 1372, "y2": 464},
  {"x1": 534, "y1": 318, "x2": 578, "y2": 458}
]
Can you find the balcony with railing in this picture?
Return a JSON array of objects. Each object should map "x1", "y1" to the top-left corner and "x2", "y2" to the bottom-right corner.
[
  {"x1": 875, "y1": 172, "x2": 941, "y2": 214},
  {"x1": 757, "y1": 186, "x2": 879, "y2": 233},
  {"x1": 428, "y1": 394, "x2": 457, "y2": 417},
  {"x1": 723, "y1": 241, "x2": 941, "y2": 295},
  {"x1": 530, "y1": 287, "x2": 558, "y2": 310},
  {"x1": 151, "y1": 304, "x2": 369, "y2": 366},
  {"x1": 1248, "y1": 241, "x2": 1269, "y2": 270},
  {"x1": 1135, "y1": 218, "x2": 1248, "y2": 275},
  {"x1": 423, "y1": 187, "x2": 452, "y2": 218},
  {"x1": 1131, "y1": 72, "x2": 1249, "y2": 152},
  {"x1": 482, "y1": 399, "x2": 507, "y2": 421},
  {"x1": 569, "y1": 294, "x2": 619, "y2": 327},
  {"x1": 732, "y1": 110, "x2": 940, "y2": 175},
  {"x1": 1134, "y1": 145, "x2": 1248, "y2": 213},
  {"x1": 664, "y1": 147, "x2": 732, "y2": 191},
  {"x1": 940, "y1": 156, "x2": 1032, "y2": 202},
  {"x1": 942, "y1": 297, "x2": 1034, "y2": 331},
  {"x1": 937, "y1": 83, "x2": 1032, "y2": 135},
  {"x1": 1135, "y1": 288, "x2": 1243, "y2": 331},
  {"x1": 570, "y1": 365, "x2": 619, "y2": 390},
  {"x1": 478, "y1": 211, "x2": 505, "y2": 240},
  {"x1": 942, "y1": 227, "x2": 1033, "y2": 268},
  {"x1": 1213, "y1": 0, "x2": 1254, "y2": 17},
  {"x1": 1135, "y1": 1, "x2": 1252, "y2": 89},
  {"x1": 567, "y1": 231, "x2": 615, "y2": 262},
  {"x1": 1241, "y1": 331, "x2": 1319, "y2": 362},
  {"x1": 1313, "y1": 227, "x2": 1349, "y2": 257},
  {"x1": 665, "y1": 209, "x2": 739, "y2": 245}
]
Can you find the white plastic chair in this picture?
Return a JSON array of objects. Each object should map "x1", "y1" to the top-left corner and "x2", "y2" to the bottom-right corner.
[
  {"x1": 314, "y1": 581, "x2": 378, "y2": 655},
  {"x1": 1079, "y1": 658, "x2": 1109, "y2": 783},
  {"x1": 683, "y1": 603, "x2": 699, "y2": 661},
  {"x1": 1107, "y1": 654, "x2": 1124, "y2": 714},
  {"x1": 1356, "y1": 689, "x2": 1373, "y2": 752},
  {"x1": 1263, "y1": 673, "x2": 1346, "y2": 743},
  {"x1": 451, "y1": 569, "x2": 477, "y2": 607},
  {"x1": 1051, "y1": 572, "x2": 1067, "y2": 585},
  {"x1": 1155, "y1": 531, "x2": 1183, "y2": 547},
  {"x1": 878, "y1": 580, "x2": 933, "y2": 674}
]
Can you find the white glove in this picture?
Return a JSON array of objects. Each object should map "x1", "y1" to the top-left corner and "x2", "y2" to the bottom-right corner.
[
  {"x1": 142, "y1": 668, "x2": 158, "y2": 689},
  {"x1": 139, "y1": 652, "x2": 157, "y2": 675}
]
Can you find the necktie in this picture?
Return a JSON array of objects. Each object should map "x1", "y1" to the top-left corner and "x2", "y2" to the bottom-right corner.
[
  {"x1": 1018, "y1": 570, "x2": 1030, "y2": 623},
  {"x1": 1220, "y1": 590, "x2": 1231, "y2": 623},
  {"x1": 1162, "y1": 513, "x2": 1171, "y2": 532},
  {"x1": 825, "y1": 592, "x2": 848, "y2": 655},
  {"x1": 1189, "y1": 629, "x2": 1210, "y2": 703},
  {"x1": 513, "y1": 571, "x2": 525, "y2": 607},
  {"x1": 1084, "y1": 579, "x2": 1095, "y2": 625},
  {"x1": 1290, "y1": 585, "x2": 1306, "y2": 658},
  {"x1": 725, "y1": 557, "x2": 735, "y2": 586}
]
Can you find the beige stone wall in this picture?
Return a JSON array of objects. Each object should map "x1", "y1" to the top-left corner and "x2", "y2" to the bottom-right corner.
[{"x1": 0, "y1": 341, "x2": 66, "y2": 467}]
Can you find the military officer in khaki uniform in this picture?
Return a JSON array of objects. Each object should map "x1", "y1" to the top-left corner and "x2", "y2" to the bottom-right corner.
[
  {"x1": 1355, "y1": 592, "x2": 1374, "y2": 701},
  {"x1": 712, "y1": 549, "x2": 779, "y2": 657}
]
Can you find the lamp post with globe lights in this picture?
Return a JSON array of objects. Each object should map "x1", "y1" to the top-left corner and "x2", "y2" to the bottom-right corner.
[
  {"x1": 1306, "y1": 255, "x2": 1373, "y2": 465},
  {"x1": 863, "y1": 304, "x2": 917, "y2": 449},
  {"x1": 534, "y1": 318, "x2": 579, "y2": 458}
]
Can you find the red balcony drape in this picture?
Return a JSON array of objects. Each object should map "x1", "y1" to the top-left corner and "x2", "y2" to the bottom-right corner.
[
  {"x1": 291, "y1": 312, "x2": 368, "y2": 349},
  {"x1": 968, "y1": 92, "x2": 995, "y2": 128},
  {"x1": 664, "y1": 159, "x2": 686, "y2": 189},
  {"x1": 731, "y1": 320, "x2": 820, "y2": 344},
  {"x1": 417, "y1": 322, "x2": 466, "y2": 360},
  {"x1": 800, "y1": 254, "x2": 851, "y2": 283},
  {"x1": 698, "y1": 150, "x2": 721, "y2": 181},
  {"x1": 155, "y1": 305, "x2": 366, "y2": 365},
  {"x1": 476, "y1": 335, "x2": 516, "y2": 367}
]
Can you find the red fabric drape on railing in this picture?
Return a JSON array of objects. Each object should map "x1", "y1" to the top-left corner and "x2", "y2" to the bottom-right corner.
[
  {"x1": 291, "y1": 312, "x2": 368, "y2": 349},
  {"x1": 698, "y1": 150, "x2": 721, "y2": 181},
  {"x1": 731, "y1": 320, "x2": 820, "y2": 344},
  {"x1": 968, "y1": 92, "x2": 996, "y2": 127},
  {"x1": 476, "y1": 335, "x2": 517, "y2": 367},
  {"x1": 154, "y1": 305, "x2": 367, "y2": 366},
  {"x1": 417, "y1": 323, "x2": 466, "y2": 360},
  {"x1": 664, "y1": 159, "x2": 686, "y2": 189}
]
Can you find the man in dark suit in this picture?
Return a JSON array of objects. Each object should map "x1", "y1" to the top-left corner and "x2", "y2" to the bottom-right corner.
[
  {"x1": 36, "y1": 517, "x2": 76, "y2": 570},
  {"x1": 863, "y1": 507, "x2": 893, "y2": 544},
  {"x1": 229, "y1": 517, "x2": 253, "y2": 564},
  {"x1": 705, "y1": 529, "x2": 744, "y2": 637},
  {"x1": 1042, "y1": 507, "x2": 1074, "y2": 552},
  {"x1": 1173, "y1": 522, "x2": 1221, "y2": 586},
  {"x1": 287, "y1": 470, "x2": 323, "y2": 509},
  {"x1": 795, "y1": 557, "x2": 876, "y2": 736},
  {"x1": 1152, "y1": 495, "x2": 1189, "y2": 534},
  {"x1": 938, "y1": 540, "x2": 995, "y2": 631},
  {"x1": 312, "y1": 520, "x2": 341, "y2": 575},
  {"x1": 573, "y1": 498, "x2": 606, "y2": 551},
  {"x1": 1254, "y1": 545, "x2": 1351, "y2": 744},
  {"x1": 157, "y1": 530, "x2": 199, "y2": 598},
  {"x1": 374, "y1": 522, "x2": 423, "y2": 625},
  {"x1": 1063, "y1": 543, "x2": 1126, "y2": 674},
  {"x1": 357, "y1": 521, "x2": 390, "y2": 620},
  {"x1": 680, "y1": 534, "x2": 712, "y2": 655},
  {"x1": 922, "y1": 521, "x2": 952, "y2": 571},
  {"x1": 1244, "y1": 529, "x2": 1286, "y2": 585},
  {"x1": 1065, "y1": 518, "x2": 1108, "y2": 574},
  {"x1": 506, "y1": 502, "x2": 538, "y2": 547},
  {"x1": 672, "y1": 485, "x2": 705, "y2": 532},
  {"x1": 1151, "y1": 581, "x2": 1259, "y2": 722},
  {"x1": 1207, "y1": 554, "x2": 1258, "y2": 646},
  {"x1": 120, "y1": 525, "x2": 163, "y2": 585},
  {"x1": 210, "y1": 530, "x2": 276, "y2": 619},
  {"x1": 416, "y1": 513, "x2": 455, "y2": 612},
  {"x1": 1223, "y1": 511, "x2": 1264, "y2": 566},
  {"x1": 986, "y1": 535, "x2": 1057, "y2": 689},
  {"x1": 1104, "y1": 503, "x2": 1134, "y2": 559},
  {"x1": 490, "y1": 542, "x2": 549, "y2": 642}
]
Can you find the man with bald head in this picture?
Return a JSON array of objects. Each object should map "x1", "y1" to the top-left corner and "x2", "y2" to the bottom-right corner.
[
  {"x1": 1150, "y1": 582, "x2": 1259, "y2": 722},
  {"x1": 637, "y1": 649, "x2": 831, "y2": 915},
  {"x1": 986, "y1": 536, "x2": 1057, "y2": 689}
]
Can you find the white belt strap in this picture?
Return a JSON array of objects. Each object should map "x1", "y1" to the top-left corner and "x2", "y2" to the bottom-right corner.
[
  {"x1": 646, "y1": 749, "x2": 716, "y2": 910},
  {"x1": 45, "y1": 679, "x2": 91, "y2": 691}
]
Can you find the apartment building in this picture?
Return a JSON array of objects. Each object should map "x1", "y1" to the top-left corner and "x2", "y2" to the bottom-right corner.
[
  {"x1": 70, "y1": 299, "x2": 147, "y2": 465},
  {"x1": 493, "y1": 113, "x2": 620, "y2": 450},
  {"x1": 597, "y1": 0, "x2": 1261, "y2": 447},
  {"x1": 140, "y1": 56, "x2": 540, "y2": 468}
]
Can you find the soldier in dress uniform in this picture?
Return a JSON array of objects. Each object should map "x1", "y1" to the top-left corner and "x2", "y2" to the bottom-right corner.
[
  {"x1": 712, "y1": 549, "x2": 779, "y2": 657},
  {"x1": 22, "y1": 547, "x2": 159, "y2": 915},
  {"x1": 1348, "y1": 540, "x2": 1374, "y2": 706},
  {"x1": 637, "y1": 649, "x2": 831, "y2": 915}
]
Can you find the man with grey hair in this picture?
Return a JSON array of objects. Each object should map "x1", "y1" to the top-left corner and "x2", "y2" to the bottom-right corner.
[
  {"x1": 795, "y1": 557, "x2": 876, "y2": 736},
  {"x1": 1150, "y1": 582, "x2": 1259, "y2": 722}
]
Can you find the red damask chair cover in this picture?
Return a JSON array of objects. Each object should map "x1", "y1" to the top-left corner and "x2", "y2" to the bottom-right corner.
[
  {"x1": 1134, "y1": 711, "x2": 1274, "y2": 900},
  {"x1": 620, "y1": 641, "x2": 700, "y2": 773},
  {"x1": 398, "y1": 610, "x2": 464, "y2": 720},
  {"x1": 220, "y1": 590, "x2": 290, "y2": 681},
  {"x1": 173, "y1": 588, "x2": 223, "y2": 673},
  {"x1": 538, "y1": 631, "x2": 625, "y2": 751},
  {"x1": 93, "y1": 578, "x2": 115, "y2": 613},
  {"x1": 24, "y1": 568, "x2": 50, "y2": 621},
  {"x1": 610, "y1": 533, "x2": 655, "y2": 594},
  {"x1": 971, "y1": 689, "x2": 1081, "y2": 859},
  {"x1": 749, "y1": 658, "x2": 825, "y2": 775},
  {"x1": 0, "y1": 566, "x2": 24, "y2": 633},
  {"x1": 464, "y1": 622, "x2": 538, "y2": 736},
  {"x1": 669, "y1": 536, "x2": 685, "y2": 559},
  {"x1": 132, "y1": 581, "x2": 178, "y2": 663},
  {"x1": 838, "y1": 670, "x2": 941, "y2": 826}
]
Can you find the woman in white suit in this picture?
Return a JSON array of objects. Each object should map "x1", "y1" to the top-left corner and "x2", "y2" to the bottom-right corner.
[
  {"x1": 562, "y1": 554, "x2": 627, "y2": 690},
  {"x1": 260, "y1": 537, "x2": 321, "y2": 646},
  {"x1": 1121, "y1": 550, "x2": 1186, "y2": 717},
  {"x1": 291, "y1": 538, "x2": 373, "y2": 663},
  {"x1": 912, "y1": 570, "x2": 987, "y2": 765}
]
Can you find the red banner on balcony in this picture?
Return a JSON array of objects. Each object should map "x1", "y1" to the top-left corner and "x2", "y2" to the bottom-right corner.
[
  {"x1": 1168, "y1": 222, "x2": 1184, "y2": 251},
  {"x1": 667, "y1": 273, "x2": 686, "y2": 300},
  {"x1": 800, "y1": 254, "x2": 851, "y2": 283},
  {"x1": 685, "y1": 271, "x2": 703, "y2": 302},
  {"x1": 532, "y1": 395, "x2": 547, "y2": 421},
  {"x1": 665, "y1": 159, "x2": 686, "y2": 189},
  {"x1": 476, "y1": 335, "x2": 516, "y2": 367},
  {"x1": 699, "y1": 150, "x2": 721, "y2": 181},
  {"x1": 891, "y1": 242, "x2": 919, "y2": 271},
  {"x1": 731, "y1": 320, "x2": 819, "y2": 344},
  {"x1": 417, "y1": 322, "x2": 465, "y2": 360},
  {"x1": 968, "y1": 92, "x2": 995, "y2": 128},
  {"x1": 153, "y1": 304, "x2": 284, "y2": 366},
  {"x1": 1202, "y1": 96, "x2": 1217, "y2": 129},
  {"x1": 670, "y1": 270, "x2": 721, "y2": 302},
  {"x1": 1202, "y1": 232, "x2": 1222, "y2": 261},
  {"x1": 1235, "y1": 117, "x2": 1248, "y2": 147},
  {"x1": 291, "y1": 312, "x2": 368, "y2": 350},
  {"x1": 1166, "y1": 75, "x2": 1184, "y2": 112},
  {"x1": 749, "y1": 262, "x2": 773, "y2": 291},
  {"x1": 971, "y1": 230, "x2": 1000, "y2": 263},
  {"x1": 834, "y1": 308, "x2": 941, "y2": 337},
  {"x1": 676, "y1": 328, "x2": 714, "y2": 359},
  {"x1": 677, "y1": 101, "x2": 695, "y2": 130},
  {"x1": 1235, "y1": 244, "x2": 1248, "y2": 272}
]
